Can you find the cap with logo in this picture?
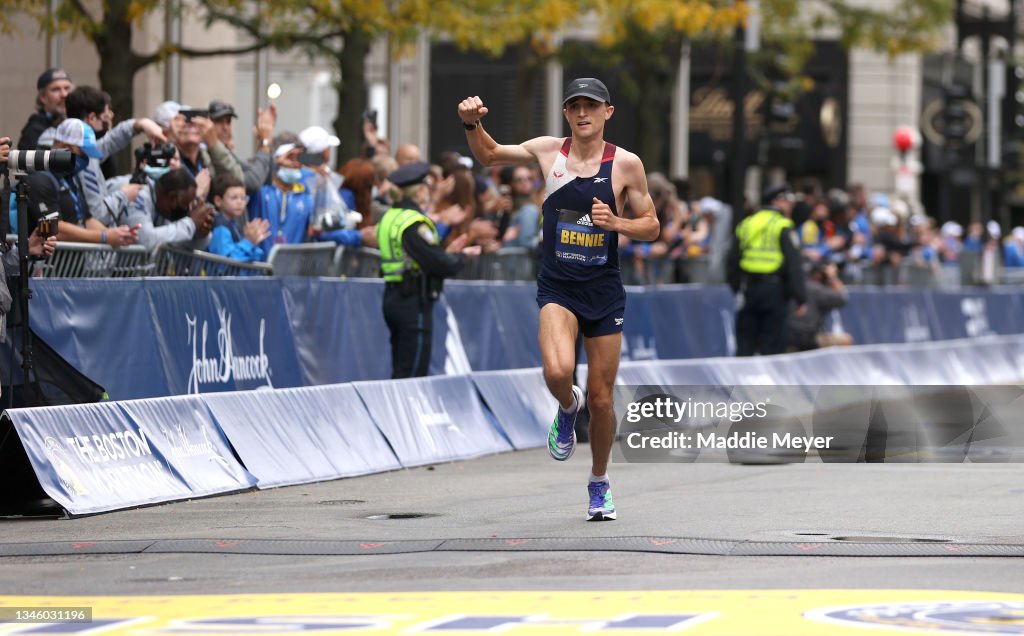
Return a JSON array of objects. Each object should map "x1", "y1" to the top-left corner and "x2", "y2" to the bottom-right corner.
[
  {"x1": 298, "y1": 126, "x2": 340, "y2": 154},
  {"x1": 389, "y1": 161, "x2": 431, "y2": 188},
  {"x1": 761, "y1": 183, "x2": 794, "y2": 206},
  {"x1": 208, "y1": 100, "x2": 237, "y2": 121},
  {"x1": 54, "y1": 118, "x2": 103, "y2": 159},
  {"x1": 37, "y1": 68, "x2": 71, "y2": 91},
  {"x1": 563, "y1": 78, "x2": 611, "y2": 106}
]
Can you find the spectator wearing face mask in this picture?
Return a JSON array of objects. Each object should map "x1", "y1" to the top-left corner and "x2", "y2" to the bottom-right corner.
[
  {"x1": 64, "y1": 86, "x2": 167, "y2": 228},
  {"x1": 245, "y1": 143, "x2": 315, "y2": 256},
  {"x1": 126, "y1": 167, "x2": 215, "y2": 250},
  {"x1": 16, "y1": 119, "x2": 140, "y2": 247}
]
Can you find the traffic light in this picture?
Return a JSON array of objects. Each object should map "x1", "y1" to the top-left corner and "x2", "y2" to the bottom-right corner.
[
  {"x1": 1004, "y1": 65, "x2": 1024, "y2": 140},
  {"x1": 943, "y1": 84, "x2": 973, "y2": 147}
]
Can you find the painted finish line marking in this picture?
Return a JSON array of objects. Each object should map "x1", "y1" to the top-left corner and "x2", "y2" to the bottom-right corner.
[{"x1": 0, "y1": 590, "x2": 1023, "y2": 634}]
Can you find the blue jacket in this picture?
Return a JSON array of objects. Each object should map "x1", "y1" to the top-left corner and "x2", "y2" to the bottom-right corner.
[
  {"x1": 247, "y1": 182, "x2": 313, "y2": 255},
  {"x1": 208, "y1": 212, "x2": 266, "y2": 262}
]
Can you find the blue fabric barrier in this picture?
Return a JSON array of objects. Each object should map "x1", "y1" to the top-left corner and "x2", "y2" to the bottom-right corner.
[
  {"x1": 201, "y1": 384, "x2": 401, "y2": 488},
  {"x1": 647, "y1": 285, "x2": 736, "y2": 359},
  {"x1": 442, "y1": 282, "x2": 541, "y2": 371},
  {"x1": 354, "y1": 375, "x2": 513, "y2": 467},
  {"x1": 28, "y1": 279, "x2": 170, "y2": 399},
  {"x1": 280, "y1": 279, "x2": 391, "y2": 384},
  {"x1": 147, "y1": 278, "x2": 305, "y2": 396},
  {"x1": 471, "y1": 369, "x2": 557, "y2": 450},
  {"x1": 22, "y1": 278, "x2": 1024, "y2": 401},
  {"x1": 4, "y1": 397, "x2": 256, "y2": 516}
]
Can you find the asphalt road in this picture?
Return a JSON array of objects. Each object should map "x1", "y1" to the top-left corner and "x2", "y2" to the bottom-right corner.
[{"x1": 0, "y1": 447, "x2": 1021, "y2": 634}]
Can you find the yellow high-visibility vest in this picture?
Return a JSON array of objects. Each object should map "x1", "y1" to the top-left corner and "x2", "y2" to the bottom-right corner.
[{"x1": 735, "y1": 208, "x2": 793, "y2": 274}]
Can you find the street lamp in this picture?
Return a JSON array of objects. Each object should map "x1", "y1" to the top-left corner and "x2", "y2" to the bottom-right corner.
[{"x1": 955, "y1": 0, "x2": 1017, "y2": 226}]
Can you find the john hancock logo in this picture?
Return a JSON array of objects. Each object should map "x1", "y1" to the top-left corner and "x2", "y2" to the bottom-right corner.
[{"x1": 186, "y1": 309, "x2": 273, "y2": 394}]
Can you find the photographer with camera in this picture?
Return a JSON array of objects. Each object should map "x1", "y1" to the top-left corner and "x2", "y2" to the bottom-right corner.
[
  {"x1": 1, "y1": 136, "x2": 58, "y2": 263},
  {"x1": 168, "y1": 108, "x2": 243, "y2": 184},
  {"x1": 64, "y1": 86, "x2": 166, "y2": 227},
  {"x1": 127, "y1": 168, "x2": 214, "y2": 251},
  {"x1": 13, "y1": 120, "x2": 140, "y2": 247},
  {"x1": 17, "y1": 69, "x2": 73, "y2": 151}
]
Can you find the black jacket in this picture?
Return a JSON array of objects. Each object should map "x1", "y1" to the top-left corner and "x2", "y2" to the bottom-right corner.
[{"x1": 18, "y1": 111, "x2": 57, "y2": 150}]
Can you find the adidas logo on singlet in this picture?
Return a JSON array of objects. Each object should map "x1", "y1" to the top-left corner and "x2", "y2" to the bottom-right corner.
[{"x1": 577, "y1": 214, "x2": 594, "y2": 227}]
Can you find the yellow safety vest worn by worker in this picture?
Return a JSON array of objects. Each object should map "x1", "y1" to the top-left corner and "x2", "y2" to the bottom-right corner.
[
  {"x1": 377, "y1": 207, "x2": 438, "y2": 282},
  {"x1": 735, "y1": 208, "x2": 793, "y2": 274}
]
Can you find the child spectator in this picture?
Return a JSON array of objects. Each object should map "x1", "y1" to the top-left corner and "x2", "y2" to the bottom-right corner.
[{"x1": 208, "y1": 173, "x2": 270, "y2": 262}]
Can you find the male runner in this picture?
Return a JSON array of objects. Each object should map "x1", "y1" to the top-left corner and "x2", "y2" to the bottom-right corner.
[{"x1": 458, "y1": 78, "x2": 659, "y2": 520}]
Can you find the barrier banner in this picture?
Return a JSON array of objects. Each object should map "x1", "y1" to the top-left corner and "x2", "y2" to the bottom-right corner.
[
  {"x1": 840, "y1": 289, "x2": 942, "y2": 344},
  {"x1": 281, "y1": 279, "x2": 391, "y2": 384},
  {"x1": 471, "y1": 369, "x2": 556, "y2": 450},
  {"x1": 4, "y1": 397, "x2": 254, "y2": 515},
  {"x1": 146, "y1": 279, "x2": 305, "y2": 396},
  {"x1": 443, "y1": 282, "x2": 541, "y2": 371},
  {"x1": 28, "y1": 279, "x2": 168, "y2": 400},
  {"x1": 648, "y1": 286, "x2": 735, "y2": 359},
  {"x1": 202, "y1": 385, "x2": 401, "y2": 488},
  {"x1": 621, "y1": 287, "x2": 659, "y2": 362},
  {"x1": 613, "y1": 383, "x2": 1024, "y2": 464},
  {"x1": 928, "y1": 290, "x2": 1024, "y2": 340},
  {"x1": 354, "y1": 375, "x2": 512, "y2": 467}
]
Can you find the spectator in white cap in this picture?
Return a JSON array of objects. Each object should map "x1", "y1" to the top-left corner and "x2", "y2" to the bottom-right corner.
[
  {"x1": 298, "y1": 125, "x2": 340, "y2": 168},
  {"x1": 153, "y1": 101, "x2": 181, "y2": 132},
  {"x1": 244, "y1": 142, "x2": 314, "y2": 258},
  {"x1": 20, "y1": 118, "x2": 140, "y2": 247},
  {"x1": 64, "y1": 85, "x2": 166, "y2": 227}
]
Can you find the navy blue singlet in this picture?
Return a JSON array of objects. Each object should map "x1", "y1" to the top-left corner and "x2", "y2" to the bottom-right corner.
[{"x1": 537, "y1": 138, "x2": 625, "y2": 329}]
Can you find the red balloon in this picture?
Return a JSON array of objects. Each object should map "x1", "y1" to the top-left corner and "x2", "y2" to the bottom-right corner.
[{"x1": 893, "y1": 127, "x2": 916, "y2": 152}]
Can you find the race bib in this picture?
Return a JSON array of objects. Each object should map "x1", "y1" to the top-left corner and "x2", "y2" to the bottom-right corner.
[{"x1": 555, "y1": 208, "x2": 609, "y2": 266}]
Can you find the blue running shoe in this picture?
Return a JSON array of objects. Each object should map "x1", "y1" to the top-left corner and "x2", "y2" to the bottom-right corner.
[
  {"x1": 587, "y1": 480, "x2": 616, "y2": 521},
  {"x1": 548, "y1": 385, "x2": 584, "y2": 461}
]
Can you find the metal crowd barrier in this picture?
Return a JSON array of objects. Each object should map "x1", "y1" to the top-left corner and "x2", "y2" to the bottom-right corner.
[
  {"x1": 454, "y1": 247, "x2": 536, "y2": 281},
  {"x1": 31, "y1": 243, "x2": 153, "y2": 278},
  {"x1": 334, "y1": 246, "x2": 381, "y2": 279},
  {"x1": 152, "y1": 244, "x2": 272, "y2": 277},
  {"x1": 267, "y1": 243, "x2": 336, "y2": 277}
]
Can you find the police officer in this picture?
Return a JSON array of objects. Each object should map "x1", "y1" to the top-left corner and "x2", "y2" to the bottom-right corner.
[
  {"x1": 378, "y1": 161, "x2": 481, "y2": 378},
  {"x1": 727, "y1": 183, "x2": 807, "y2": 356}
]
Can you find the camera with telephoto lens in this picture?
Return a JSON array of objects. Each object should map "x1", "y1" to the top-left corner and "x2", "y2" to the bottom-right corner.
[
  {"x1": 131, "y1": 142, "x2": 177, "y2": 184},
  {"x1": 4, "y1": 149, "x2": 75, "y2": 176}
]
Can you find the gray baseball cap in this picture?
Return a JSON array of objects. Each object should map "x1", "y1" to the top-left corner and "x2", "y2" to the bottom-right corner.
[{"x1": 563, "y1": 78, "x2": 611, "y2": 105}]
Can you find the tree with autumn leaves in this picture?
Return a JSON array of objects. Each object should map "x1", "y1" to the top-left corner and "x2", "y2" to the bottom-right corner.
[{"x1": 4, "y1": 0, "x2": 951, "y2": 170}]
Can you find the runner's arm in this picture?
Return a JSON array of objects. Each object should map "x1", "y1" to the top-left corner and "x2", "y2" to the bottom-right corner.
[
  {"x1": 458, "y1": 95, "x2": 556, "y2": 166},
  {"x1": 610, "y1": 153, "x2": 660, "y2": 242}
]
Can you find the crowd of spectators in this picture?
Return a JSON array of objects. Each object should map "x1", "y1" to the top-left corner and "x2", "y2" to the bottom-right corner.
[
  {"x1": 9, "y1": 66, "x2": 1024, "y2": 283},
  {"x1": 617, "y1": 178, "x2": 1024, "y2": 287},
  {"x1": 7, "y1": 67, "x2": 550, "y2": 268}
]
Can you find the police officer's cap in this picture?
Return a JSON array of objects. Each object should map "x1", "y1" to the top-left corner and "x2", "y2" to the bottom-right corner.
[
  {"x1": 389, "y1": 161, "x2": 431, "y2": 188},
  {"x1": 761, "y1": 183, "x2": 794, "y2": 206}
]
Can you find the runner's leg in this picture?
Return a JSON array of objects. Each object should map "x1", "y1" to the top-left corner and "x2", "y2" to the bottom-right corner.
[
  {"x1": 582, "y1": 332, "x2": 622, "y2": 477},
  {"x1": 538, "y1": 303, "x2": 580, "y2": 409}
]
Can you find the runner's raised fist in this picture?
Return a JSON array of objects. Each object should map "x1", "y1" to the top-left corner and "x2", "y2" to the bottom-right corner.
[{"x1": 458, "y1": 96, "x2": 489, "y2": 125}]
